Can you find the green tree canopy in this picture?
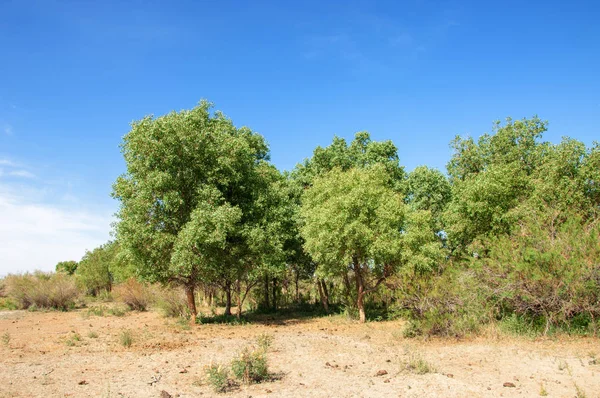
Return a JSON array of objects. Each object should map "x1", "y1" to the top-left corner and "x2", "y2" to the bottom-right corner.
[{"x1": 112, "y1": 101, "x2": 272, "y2": 318}]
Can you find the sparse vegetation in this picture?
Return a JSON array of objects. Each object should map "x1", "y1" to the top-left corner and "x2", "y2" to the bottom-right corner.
[
  {"x1": 119, "y1": 330, "x2": 133, "y2": 347},
  {"x1": 2, "y1": 332, "x2": 10, "y2": 346},
  {"x1": 204, "y1": 363, "x2": 231, "y2": 393},
  {"x1": 231, "y1": 345, "x2": 269, "y2": 384},
  {"x1": 114, "y1": 278, "x2": 151, "y2": 311},
  {"x1": 4, "y1": 272, "x2": 79, "y2": 310},
  {"x1": 87, "y1": 331, "x2": 99, "y2": 338}
]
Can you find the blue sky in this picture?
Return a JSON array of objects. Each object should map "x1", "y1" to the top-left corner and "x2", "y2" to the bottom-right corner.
[{"x1": 0, "y1": 0, "x2": 599, "y2": 274}]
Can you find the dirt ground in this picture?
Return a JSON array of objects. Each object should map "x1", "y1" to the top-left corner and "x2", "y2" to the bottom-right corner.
[{"x1": 1, "y1": 308, "x2": 599, "y2": 398}]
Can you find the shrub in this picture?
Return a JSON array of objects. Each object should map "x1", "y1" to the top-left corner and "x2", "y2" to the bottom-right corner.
[
  {"x1": 5, "y1": 272, "x2": 79, "y2": 310},
  {"x1": 231, "y1": 346, "x2": 269, "y2": 384},
  {"x1": 156, "y1": 286, "x2": 188, "y2": 318},
  {"x1": 204, "y1": 363, "x2": 231, "y2": 393},
  {"x1": 403, "y1": 353, "x2": 435, "y2": 374},
  {"x1": 481, "y1": 210, "x2": 600, "y2": 335},
  {"x1": 393, "y1": 267, "x2": 490, "y2": 338},
  {"x1": 114, "y1": 278, "x2": 151, "y2": 311},
  {"x1": 119, "y1": 330, "x2": 133, "y2": 347}
]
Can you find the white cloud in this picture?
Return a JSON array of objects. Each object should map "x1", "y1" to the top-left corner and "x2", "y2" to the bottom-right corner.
[
  {"x1": 0, "y1": 159, "x2": 15, "y2": 166},
  {"x1": 8, "y1": 170, "x2": 35, "y2": 179},
  {"x1": 0, "y1": 186, "x2": 113, "y2": 276},
  {"x1": 3, "y1": 124, "x2": 13, "y2": 135}
]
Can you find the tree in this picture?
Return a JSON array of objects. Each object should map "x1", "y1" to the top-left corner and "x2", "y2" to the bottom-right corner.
[
  {"x1": 300, "y1": 166, "x2": 405, "y2": 322},
  {"x1": 55, "y1": 260, "x2": 78, "y2": 275},
  {"x1": 405, "y1": 166, "x2": 451, "y2": 233},
  {"x1": 112, "y1": 101, "x2": 270, "y2": 320},
  {"x1": 76, "y1": 242, "x2": 117, "y2": 295}
]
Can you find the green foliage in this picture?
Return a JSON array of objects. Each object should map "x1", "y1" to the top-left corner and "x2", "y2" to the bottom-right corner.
[
  {"x1": 76, "y1": 242, "x2": 117, "y2": 296},
  {"x1": 231, "y1": 346, "x2": 269, "y2": 384},
  {"x1": 5, "y1": 272, "x2": 79, "y2": 310},
  {"x1": 204, "y1": 363, "x2": 231, "y2": 393},
  {"x1": 394, "y1": 267, "x2": 489, "y2": 338},
  {"x1": 481, "y1": 209, "x2": 600, "y2": 334},
  {"x1": 87, "y1": 331, "x2": 99, "y2": 338},
  {"x1": 2, "y1": 332, "x2": 10, "y2": 346},
  {"x1": 301, "y1": 166, "x2": 404, "y2": 276},
  {"x1": 55, "y1": 260, "x2": 78, "y2": 275},
  {"x1": 112, "y1": 101, "x2": 277, "y2": 317},
  {"x1": 403, "y1": 354, "x2": 436, "y2": 374}
]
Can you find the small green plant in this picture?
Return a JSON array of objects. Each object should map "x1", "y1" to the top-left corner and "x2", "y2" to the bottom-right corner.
[
  {"x1": 108, "y1": 306, "x2": 126, "y2": 317},
  {"x1": 119, "y1": 330, "x2": 133, "y2": 347},
  {"x1": 2, "y1": 332, "x2": 10, "y2": 346},
  {"x1": 65, "y1": 332, "x2": 82, "y2": 347},
  {"x1": 403, "y1": 354, "x2": 435, "y2": 375},
  {"x1": 558, "y1": 359, "x2": 571, "y2": 374},
  {"x1": 231, "y1": 346, "x2": 269, "y2": 384},
  {"x1": 204, "y1": 363, "x2": 231, "y2": 393},
  {"x1": 539, "y1": 382, "x2": 548, "y2": 396},
  {"x1": 256, "y1": 333, "x2": 273, "y2": 352},
  {"x1": 176, "y1": 316, "x2": 191, "y2": 330},
  {"x1": 574, "y1": 383, "x2": 587, "y2": 398},
  {"x1": 88, "y1": 331, "x2": 99, "y2": 338},
  {"x1": 87, "y1": 305, "x2": 106, "y2": 317}
]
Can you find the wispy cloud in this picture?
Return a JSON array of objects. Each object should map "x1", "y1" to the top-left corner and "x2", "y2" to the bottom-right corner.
[
  {"x1": 0, "y1": 159, "x2": 16, "y2": 166},
  {"x1": 0, "y1": 183, "x2": 113, "y2": 276},
  {"x1": 3, "y1": 124, "x2": 13, "y2": 135},
  {"x1": 0, "y1": 158, "x2": 113, "y2": 275},
  {"x1": 8, "y1": 170, "x2": 35, "y2": 179}
]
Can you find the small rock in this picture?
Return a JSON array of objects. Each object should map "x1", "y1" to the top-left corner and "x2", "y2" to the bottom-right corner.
[
  {"x1": 178, "y1": 369, "x2": 188, "y2": 374},
  {"x1": 160, "y1": 391, "x2": 172, "y2": 398},
  {"x1": 446, "y1": 374, "x2": 454, "y2": 378},
  {"x1": 265, "y1": 389, "x2": 272, "y2": 394},
  {"x1": 383, "y1": 379, "x2": 390, "y2": 383},
  {"x1": 78, "y1": 380, "x2": 88, "y2": 385},
  {"x1": 386, "y1": 359, "x2": 391, "y2": 362},
  {"x1": 503, "y1": 382, "x2": 516, "y2": 388},
  {"x1": 487, "y1": 387, "x2": 491, "y2": 390},
  {"x1": 376, "y1": 370, "x2": 388, "y2": 376},
  {"x1": 325, "y1": 362, "x2": 331, "y2": 367}
]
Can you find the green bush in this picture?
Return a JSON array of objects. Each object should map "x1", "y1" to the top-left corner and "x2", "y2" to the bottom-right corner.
[
  {"x1": 481, "y1": 210, "x2": 600, "y2": 335},
  {"x1": 393, "y1": 267, "x2": 490, "y2": 338},
  {"x1": 5, "y1": 272, "x2": 80, "y2": 310},
  {"x1": 231, "y1": 346, "x2": 269, "y2": 384},
  {"x1": 204, "y1": 363, "x2": 231, "y2": 393}
]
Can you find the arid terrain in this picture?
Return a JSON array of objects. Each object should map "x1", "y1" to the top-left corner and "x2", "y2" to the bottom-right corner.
[{"x1": 1, "y1": 308, "x2": 599, "y2": 398}]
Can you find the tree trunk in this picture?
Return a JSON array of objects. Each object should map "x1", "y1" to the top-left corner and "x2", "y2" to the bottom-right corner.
[
  {"x1": 184, "y1": 284, "x2": 197, "y2": 323},
  {"x1": 272, "y1": 277, "x2": 278, "y2": 312},
  {"x1": 224, "y1": 281, "x2": 232, "y2": 316},
  {"x1": 295, "y1": 268, "x2": 300, "y2": 303},
  {"x1": 236, "y1": 280, "x2": 242, "y2": 319},
  {"x1": 264, "y1": 275, "x2": 270, "y2": 310},
  {"x1": 317, "y1": 279, "x2": 330, "y2": 313},
  {"x1": 353, "y1": 258, "x2": 366, "y2": 323}
]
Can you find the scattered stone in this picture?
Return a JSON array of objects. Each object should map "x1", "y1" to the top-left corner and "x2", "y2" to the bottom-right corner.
[
  {"x1": 265, "y1": 389, "x2": 272, "y2": 393},
  {"x1": 386, "y1": 359, "x2": 391, "y2": 363},
  {"x1": 446, "y1": 374, "x2": 454, "y2": 378},
  {"x1": 383, "y1": 379, "x2": 390, "y2": 383},
  {"x1": 376, "y1": 370, "x2": 388, "y2": 376},
  {"x1": 178, "y1": 369, "x2": 188, "y2": 374},
  {"x1": 487, "y1": 387, "x2": 491, "y2": 390},
  {"x1": 503, "y1": 382, "x2": 516, "y2": 388},
  {"x1": 78, "y1": 380, "x2": 88, "y2": 385},
  {"x1": 160, "y1": 391, "x2": 172, "y2": 398}
]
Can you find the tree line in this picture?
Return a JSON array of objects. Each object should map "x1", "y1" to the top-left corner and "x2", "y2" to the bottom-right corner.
[{"x1": 62, "y1": 101, "x2": 600, "y2": 335}]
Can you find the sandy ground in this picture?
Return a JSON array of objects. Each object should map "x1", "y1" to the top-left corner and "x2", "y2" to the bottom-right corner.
[{"x1": 1, "y1": 308, "x2": 599, "y2": 398}]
